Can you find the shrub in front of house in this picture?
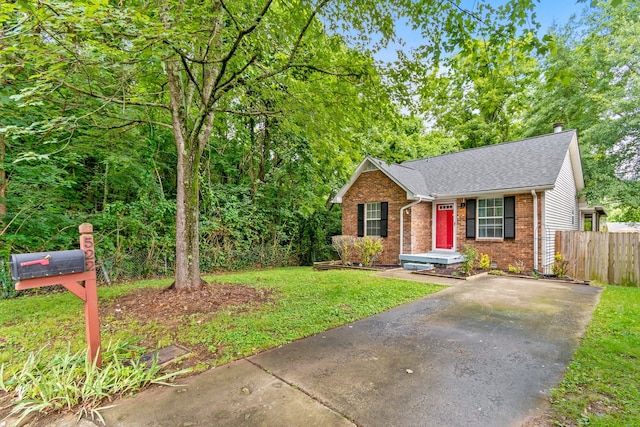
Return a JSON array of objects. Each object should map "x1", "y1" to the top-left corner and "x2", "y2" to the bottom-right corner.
[
  {"x1": 331, "y1": 235, "x2": 358, "y2": 265},
  {"x1": 460, "y1": 245, "x2": 479, "y2": 276},
  {"x1": 479, "y1": 253, "x2": 491, "y2": 270},
  {"x1": 508, "y1": 260, "x2": 525, "y2": 274},
  {"x1": 331, "y1": 235, "x2": 384, "y2": 267},
  {"x1": 552, "y1": 252, "x2": 569, "y2": 278},
  {"x1": 354, "y1": 236, "x2": 384, "y2": 267}
]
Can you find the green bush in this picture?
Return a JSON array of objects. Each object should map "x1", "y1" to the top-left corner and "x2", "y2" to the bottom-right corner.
[
  {"x1": 460, "y1": 245, "x2": 479, "y2": 276},
  {"x1": 479, "y1": 253, "x2": 491, "y2": 270},
  {"x1": 354, "y1": 236, "x2": 384, "y2": 267},
  {"x1": 551, "y1": 252, "x2": 568, "y2": 278},
  {"x1": 508, "y1": 260, "x2": 525, "y2": 274}
]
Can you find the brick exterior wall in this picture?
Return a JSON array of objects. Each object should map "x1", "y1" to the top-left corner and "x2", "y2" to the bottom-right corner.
[
  {"x1": 409, "y1": 202, "x2": 432, "y2": 254},
  {"x1": 457, "y1": 193, "x2": 542, "y2": 272},
  {"x1": 342, "y1": 170, "x2": 543, "y2": 271},
  {"x1": 342, "y1": 170, "x2": 407, "y2": 265}
]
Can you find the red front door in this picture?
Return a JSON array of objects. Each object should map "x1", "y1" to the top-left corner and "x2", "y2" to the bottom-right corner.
[{"x1": 436, "y1": 204, "x2": 454, "y2": 250}]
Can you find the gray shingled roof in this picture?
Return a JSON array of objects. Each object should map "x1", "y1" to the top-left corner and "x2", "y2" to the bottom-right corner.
[
  {"x1": 377, "y1": 130, "x2": 577, "y2": 197},
  {"x1": 371, "y1": 160, "x2": 428, "y2": 196}
]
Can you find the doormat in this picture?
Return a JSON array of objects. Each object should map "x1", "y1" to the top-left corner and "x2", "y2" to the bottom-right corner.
[{"x1": 140, "y1": 344, "x2": 191, "y2": 367}]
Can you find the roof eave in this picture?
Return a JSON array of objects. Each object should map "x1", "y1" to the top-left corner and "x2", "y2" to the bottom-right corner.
[
  {"x1": 408, "y1": 193, "x2": 434, "y2": 201},
  {"x1": 431, "y1": 185, "x2": 555, "y2": 200},
  {"x1": 333, "y1": 156, "x2": 419, "y2": 204},
  {"x1": 568, "y1": 133, "x2": 585, "y2": 192}
]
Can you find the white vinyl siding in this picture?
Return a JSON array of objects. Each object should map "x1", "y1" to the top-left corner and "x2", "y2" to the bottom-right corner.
[{"x1": 543, "y1": 151, "x2": 579, "y2": 269}]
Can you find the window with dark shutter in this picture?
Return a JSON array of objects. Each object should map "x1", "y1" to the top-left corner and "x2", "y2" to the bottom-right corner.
[
  {"x1": 380, "y1": 202, "x2": 388, "y2": 237},
  {"x1": 504, "y1": 196, "x2": 516, "y2": 240},
  {"x1": 357, "y1": 204, "x2": 364, "y2": 237},
  {"x1": 466, "y1": 199, "x2": 476, "y2": 239}
]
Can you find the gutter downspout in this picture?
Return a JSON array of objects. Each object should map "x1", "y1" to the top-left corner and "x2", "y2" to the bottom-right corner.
[
  {"x1": 400, "y1": 198, "x2": 425, "y2": 255},
  {"x1": 532, "y1": 190, "x2": 539, "y2": 271}
]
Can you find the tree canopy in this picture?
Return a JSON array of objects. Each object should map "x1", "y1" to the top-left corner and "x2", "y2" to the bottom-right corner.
[{"x1": 1, "y1": 0, "x2": 637, "y2": 291}]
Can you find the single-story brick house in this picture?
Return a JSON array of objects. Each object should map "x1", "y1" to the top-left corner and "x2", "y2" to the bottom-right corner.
[{"x1": 333, "y1": 127, "x2": 605, "y2": 273}]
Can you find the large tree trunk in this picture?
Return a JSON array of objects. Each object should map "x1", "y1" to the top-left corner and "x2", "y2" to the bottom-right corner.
[
  {"x1": 166, "y1": 56, "x2": 204, "y2": 290},
  {"x1": 174, "y1": 134, "x2": 202, "y2": 290}
]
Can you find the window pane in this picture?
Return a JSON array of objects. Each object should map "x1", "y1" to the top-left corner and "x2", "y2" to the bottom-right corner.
[
  {"x1": 366, "y1": 202, "x2": 381, "y2": 236},
  {"x1": 477, "y1": 198, "x2": 504, "y2": 238},
  {"x1": 367, "y1": 220, "x2": 381, "y2": 236},
  {"x1": 367, "y1": 202, "x2": 381, "y2": 220}
]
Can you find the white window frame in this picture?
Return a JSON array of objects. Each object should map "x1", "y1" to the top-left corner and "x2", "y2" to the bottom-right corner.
[
  {"x1": 477, "y1": 197, "x2": 504, "y2": 239},
  {"x1": 365, "y1": 202, "x2": 381, "y2": 237}
]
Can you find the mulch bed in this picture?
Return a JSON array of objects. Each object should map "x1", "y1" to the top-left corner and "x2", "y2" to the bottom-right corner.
[
  {"x1": 413, "y1": 267, "x2": 589, "y2": 284},
  {"x1": 313, "y1": 261, "x2": 400, "y2": 271},
  {"x1": 412, "y1": 267, "x2": 486, "y2": 279},
  {"x1": 98, "y1": 283, "x2": 275, "y2": 368}
]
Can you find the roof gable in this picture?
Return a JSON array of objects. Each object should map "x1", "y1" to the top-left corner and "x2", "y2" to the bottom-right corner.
[
  {"x1": 334, "y1": 130, "x2": 585, "y2": 202},
  {"x1": 333, "y1": 157, "x2": 431, "y2": 203}
]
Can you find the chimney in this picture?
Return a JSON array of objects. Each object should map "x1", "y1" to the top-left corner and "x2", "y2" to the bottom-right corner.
[{"x1": 553, "y1": 122, "x2": 564, "y2": 133}]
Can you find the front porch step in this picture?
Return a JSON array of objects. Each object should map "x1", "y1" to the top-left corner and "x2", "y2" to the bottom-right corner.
[
  {"x1": 399, "y1": 251, "x2": 465, "y2": 266},
  {"x1": 403, "y1": 262, "x2": 434, "y2": 271}
]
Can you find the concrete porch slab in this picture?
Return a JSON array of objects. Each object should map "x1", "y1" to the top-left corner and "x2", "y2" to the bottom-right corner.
[{"x1": 399, "y1": 251, "x2": 465, "y2": 266}]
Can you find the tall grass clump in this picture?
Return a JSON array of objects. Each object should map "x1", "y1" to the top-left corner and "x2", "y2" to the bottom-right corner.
[{"x1": 0, "y1": 339, "x2": 189, "y2": 424}]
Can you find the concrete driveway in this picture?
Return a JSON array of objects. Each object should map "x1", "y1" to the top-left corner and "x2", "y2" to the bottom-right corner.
[{"x1": 100, "y1": 275, "x2": 601, "y2": 427}]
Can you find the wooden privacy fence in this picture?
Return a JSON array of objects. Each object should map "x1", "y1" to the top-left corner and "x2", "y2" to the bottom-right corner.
[{"x1": 555, "y1": 231, "x2": 640, "y2": 286}]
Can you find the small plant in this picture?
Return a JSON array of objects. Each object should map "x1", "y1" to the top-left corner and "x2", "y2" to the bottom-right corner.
[
  {"x1": 489, "y1": 269, "x2": 505, "y2": 276},
  {"x1": 459, "y1": 245, "x2": 479, "y2": 276},
  {"x1": 479, "y1": 253, "x2": 491, "y2": 270},
  {"x1": 331, "y1": 235, "x2": 358, "y2": 265},
  {"x1": 552, "y1": 252, "x2": 569, "y2": 278},
  {"x1": 508, "y1": 260, "x2": 525, "y2": 275},
  {"x1": 0, "y1": 339, "x2": 189, "y2": 424},
  {"x1": 354, "y1": 236, "x2": 384, "y2": 267}
]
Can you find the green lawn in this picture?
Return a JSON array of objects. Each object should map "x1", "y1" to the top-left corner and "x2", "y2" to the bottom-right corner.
[
  {"x1": 5, "y1": 268, "x2": 638, "y2": 425},
  {"x1": 550, "y1": 285, "x2": 640, "y2": 426},
  {"x1": 0, "y1": 267, "x2": 444, "y2": 374}
]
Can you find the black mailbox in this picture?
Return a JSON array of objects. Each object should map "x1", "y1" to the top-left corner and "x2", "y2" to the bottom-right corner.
[{"x1": 10, "y1": 250, "x2": 86, "y2": 281}]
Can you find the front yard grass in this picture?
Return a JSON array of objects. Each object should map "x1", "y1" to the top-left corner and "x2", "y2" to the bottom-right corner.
[
  {"x1": 550, "y1": 285, "x2": 640, "y2": 426},
  {"x1": 0, "y1": 267, "x2": 444, "y2": 375}
]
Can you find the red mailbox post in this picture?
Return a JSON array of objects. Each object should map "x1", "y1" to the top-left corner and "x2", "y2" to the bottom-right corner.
[{"x1": 13, "y1": 224, "x2": 101, "y2": 366}]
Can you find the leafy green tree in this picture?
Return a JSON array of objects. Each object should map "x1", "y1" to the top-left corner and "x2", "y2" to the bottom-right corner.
[
  {"x1": 522, "y1": 0, "x2": 640, "y2": 218},
  {"x1": 406, "y1": 2, "x2": 542, "y2": 148},
  {"x1": 1, "y1": 0, "x2": 539, "y2": 290}
]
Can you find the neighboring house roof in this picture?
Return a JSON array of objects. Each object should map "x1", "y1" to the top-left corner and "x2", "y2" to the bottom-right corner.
[
  {"x1": 605, "y1": 222, "x2": 640, "y2": 232},
  {"x1": 334, "y1": 130, "x2": 584, "y2": 202}
]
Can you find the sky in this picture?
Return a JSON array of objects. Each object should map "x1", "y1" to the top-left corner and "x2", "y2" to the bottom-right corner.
[
  {"x1": 533, "y1": 0, "x2": 585, "y2": 30},
  {"x1": 376, "y1": 0, "x2": 587, "y2": 63}
]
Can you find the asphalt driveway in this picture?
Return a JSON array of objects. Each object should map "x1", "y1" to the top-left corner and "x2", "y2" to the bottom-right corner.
[{"x1": 100, "y1": 274, "x2": 601, "y2": 427}]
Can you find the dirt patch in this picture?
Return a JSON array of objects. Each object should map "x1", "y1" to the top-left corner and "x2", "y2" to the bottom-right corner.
[
  {"x1": 0, "y1": 283, "x2": 275, "y2": 426},
  {"x1": 98, "y1": 283, "x2": 274, "y2": 366},
  {"x1": 101, "y1": 282, "x2": 272, "y2": 324}
]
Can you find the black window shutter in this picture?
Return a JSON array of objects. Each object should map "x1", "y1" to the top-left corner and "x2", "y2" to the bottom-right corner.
[
  {"x1": 504, "y1": 196, "x2": 516, "y2": 240},
  {"x1": 357, "y1": 204, "x2": 364, "y2": 237},
  {"x1": 380, "y1": 202, "x2": 388, "y2": 237},
  {"x1": 466, "y1": 199, "x2": 476, "y2": 239}
]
